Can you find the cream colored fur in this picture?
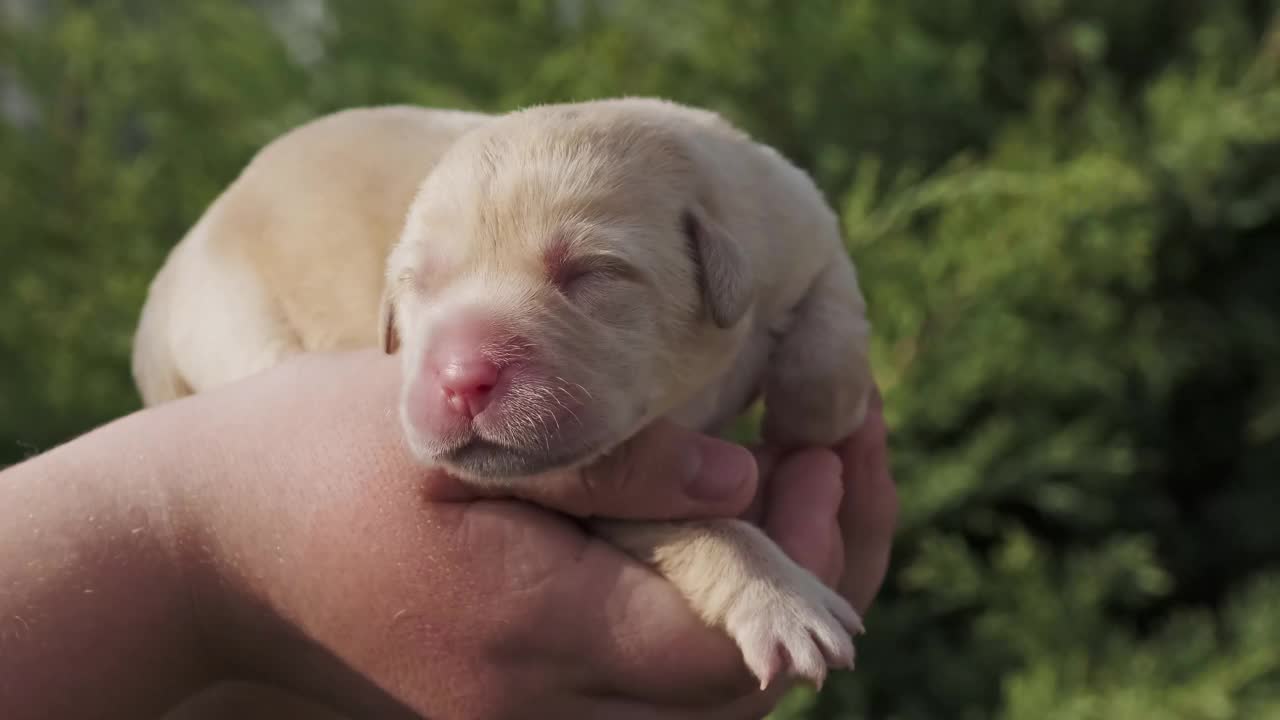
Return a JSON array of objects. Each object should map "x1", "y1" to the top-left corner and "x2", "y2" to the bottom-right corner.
[
  {"x1": 134, "y1": 98, "x2": 874, "y2": 691},
  {"x1": 132, "y1": 106, "x2": 489, "y2": 405}
]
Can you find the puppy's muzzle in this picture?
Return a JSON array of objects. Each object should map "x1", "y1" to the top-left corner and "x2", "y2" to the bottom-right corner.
[
  {"x1": 405, "y1": 312, "x2": 516, "y2": 440},
  {"x1": 403, "y1": 308, "x2": 601, "y2": 477}
]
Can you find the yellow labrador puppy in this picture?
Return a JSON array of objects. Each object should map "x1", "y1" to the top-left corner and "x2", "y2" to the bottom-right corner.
[{"x1": 133, "y1": 98, "x2": 874, "y2": 689}]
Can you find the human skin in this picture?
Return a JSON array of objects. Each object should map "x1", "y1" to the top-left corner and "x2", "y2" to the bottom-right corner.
[{"x1": 0, "y1": 351, "x2": 896, "y2": 719}]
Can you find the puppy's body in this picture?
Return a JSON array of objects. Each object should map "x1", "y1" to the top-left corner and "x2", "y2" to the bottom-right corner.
[
  {"x1": 134, "y1": 99, "x2": 873, "y2": 688},
  {"x1": 133, "y1": 106, "x2": 489, "y2": 405}
]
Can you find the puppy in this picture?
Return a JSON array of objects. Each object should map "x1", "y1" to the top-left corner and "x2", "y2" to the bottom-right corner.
[{"x1": 133, "y1": 98, "x2": 874, "y2": 689}]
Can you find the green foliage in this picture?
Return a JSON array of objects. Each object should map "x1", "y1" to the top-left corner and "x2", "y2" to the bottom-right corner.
[{"x1": 2, "y1": 1, "x2": 1278, "y2": 717}]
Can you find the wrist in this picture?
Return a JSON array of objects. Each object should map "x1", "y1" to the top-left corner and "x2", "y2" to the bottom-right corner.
[{"x1": 154, "y1": 369, "x2": 429, "y2": 715}]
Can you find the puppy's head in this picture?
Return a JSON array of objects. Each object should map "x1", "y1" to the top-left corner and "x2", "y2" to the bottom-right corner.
[{"x1": 383, "y1": 107, "x2": 753, "y2": 482}]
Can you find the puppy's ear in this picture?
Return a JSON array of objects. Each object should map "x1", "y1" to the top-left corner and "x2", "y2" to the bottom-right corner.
[
  {"x1": 379, "y1": 292, "x2": 401, "y2": 355},
  {"x1": 684, "y1": 205, "x2": 753, "y2": 328}
]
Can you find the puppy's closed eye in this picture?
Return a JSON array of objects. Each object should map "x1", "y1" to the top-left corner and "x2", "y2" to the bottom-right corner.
[
  {"x1": 549, "y1": 255, "x2": 648, "y2": 331},
  {"x1": 552, "y1": 255, "x2": 642, "y2": 297}
]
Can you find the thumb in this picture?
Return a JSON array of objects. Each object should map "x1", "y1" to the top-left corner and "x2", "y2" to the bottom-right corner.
[{"x1": 506, "y1": 419, "x2": 759, "y2": 520}]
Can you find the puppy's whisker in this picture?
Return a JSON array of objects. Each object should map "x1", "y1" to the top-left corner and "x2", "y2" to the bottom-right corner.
[
  {"x1": 565, "y1": 377, "x2": 593, "y2": 400},
  {"x1": 547, "y1": 385, "x2": 583, "y2": 427}
]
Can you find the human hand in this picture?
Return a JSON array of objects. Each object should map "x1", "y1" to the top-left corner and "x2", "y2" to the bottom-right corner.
[
  {"x1": 173, "y1": 352, "x2": 897, "y2": 718},
  {"x1": 164, "y1": 351, "x2": 839, "y2": 719},
  {"x1": 746, "y1": 390, "x2": 898, "y2": 618},
  {"x1": 0, "y1": 349, "x2": 896, "y2": 720}
]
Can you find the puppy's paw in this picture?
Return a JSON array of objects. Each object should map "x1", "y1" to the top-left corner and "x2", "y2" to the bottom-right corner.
[
  {"x1": 724, "y1": 570, "x2": 864, "y2": 690},
  {"x1": 593, "y1": 518, "x2": 867, "y2": 692}
]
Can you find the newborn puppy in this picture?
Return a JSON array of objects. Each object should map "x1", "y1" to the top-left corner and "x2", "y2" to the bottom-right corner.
[
  {"x1": 381, "y1": 98, "x2": 873, "y2": 688},
  {"x1": 133, "y1": 98, "x2": 874, "y2": 689}
]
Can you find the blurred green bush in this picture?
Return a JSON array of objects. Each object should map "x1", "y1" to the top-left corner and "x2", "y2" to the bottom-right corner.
[{"x1": 2, "y1": 1, "x2": 1278, "y2": 717}]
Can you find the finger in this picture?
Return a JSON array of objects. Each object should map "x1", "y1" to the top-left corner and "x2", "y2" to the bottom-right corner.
[
  {"x1": 581, "y1": 681, "x2": 790, "y2": 720},
  {"x1": 823, "y1": 519, "x2": 847, "y2": 589},
  {"x1": 738, "y1": 447, "x2": 780, "y2": 526},
  {"x1": 448, "y1": 502, "x2": 765, "y2": 709},
  {"x1": 559, "y1": 539, "x2": 761, "y2": 706},
  {"x1": 162, "y1": 682, "x2": 356, "y2": 720},
  {"x1": 761, "y1": 449, "x2": 844, "y2": 582},
  {"x1": 836, "y1": 392, "x2": 899, "y2": 614},
  {"x1": 417, "y1": 468, "x2": 483, "y2": 503},
  {"x1": 393, "y1": 498, "x2": 756, "y2": 711},
  {"x1": 505, "y1": 420, "x2": 759, "y2": 521}
]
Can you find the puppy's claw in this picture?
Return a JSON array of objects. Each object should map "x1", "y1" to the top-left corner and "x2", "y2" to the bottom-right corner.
[
  {"x1": 788, "y1": 634, "x2": 829, "y2": 688},
  {"x1": 830, "y1": 596, "x2": 866, "y2": 636},
  {"x1": 743, "y1": 641, "x2": 785, "y2": 691},
  {"x1": 812, "y1": 625, "x2": 856, "y2": 671}
]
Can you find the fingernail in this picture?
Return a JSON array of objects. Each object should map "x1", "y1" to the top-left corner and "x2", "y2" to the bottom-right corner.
[{"x1": 685, "y1": 437, "x2": 752, "y2": 501}]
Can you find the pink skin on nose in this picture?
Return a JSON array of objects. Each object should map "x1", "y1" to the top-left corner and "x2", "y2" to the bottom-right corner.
[
  {"x1": 405, "y1": 312, "x2": 515, "y2": 446},
  {"x1": 439, "y1": 357, "x2": 500, "y2": 417}
]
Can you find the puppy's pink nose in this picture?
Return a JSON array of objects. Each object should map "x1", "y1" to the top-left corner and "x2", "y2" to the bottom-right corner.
[{"x1": 438, "y1": 357, "x2": 501, "y2": 418}]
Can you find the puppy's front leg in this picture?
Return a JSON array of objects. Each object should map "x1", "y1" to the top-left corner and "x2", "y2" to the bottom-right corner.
[{"x1": 593, "y1": 518, "x2": 863, "y2": 689}]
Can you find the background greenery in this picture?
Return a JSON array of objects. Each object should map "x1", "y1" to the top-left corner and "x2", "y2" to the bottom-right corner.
[{"x1": 3, "y1": 1, "x2": 1279, "y2": 717}]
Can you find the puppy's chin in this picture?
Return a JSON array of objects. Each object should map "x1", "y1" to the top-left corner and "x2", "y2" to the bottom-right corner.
[
  {"x1": 436, "y1": 438, "x2": 595, "y2": 481},
  {"x1": 404, "y1": 425, "x2": 624, "y2": 484},
  {"x1": 399, "y1": 388, "x2": 648, "y2": 484}
]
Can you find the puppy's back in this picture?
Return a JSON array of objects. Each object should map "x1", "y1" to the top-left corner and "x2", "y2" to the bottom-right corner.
[{"x1": 132, "y1": 106, "x2": 492, "y2": 404}]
